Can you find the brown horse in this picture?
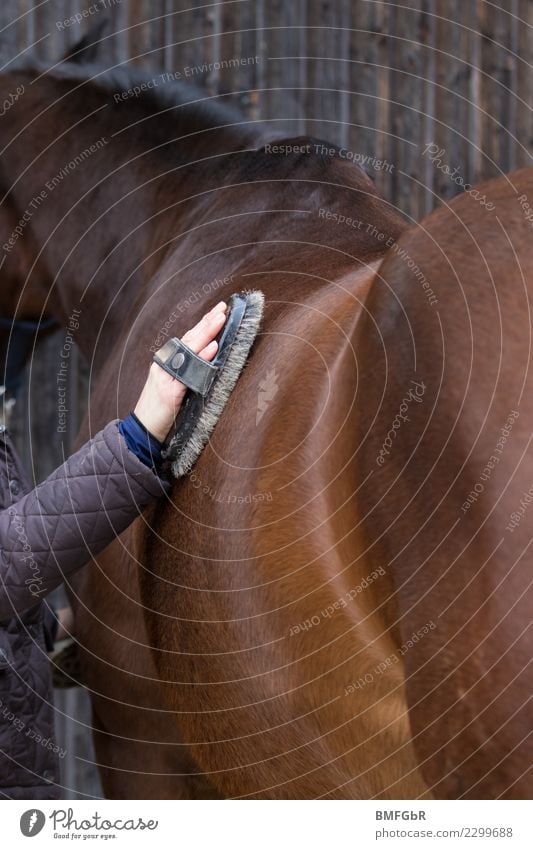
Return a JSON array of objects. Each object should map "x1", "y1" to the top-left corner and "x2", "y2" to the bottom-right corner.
[{"x1": 0, "y1": 41, "x2": 531, "y2": 799}]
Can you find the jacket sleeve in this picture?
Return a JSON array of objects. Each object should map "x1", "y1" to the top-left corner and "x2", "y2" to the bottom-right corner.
[{"x1": 0, "y1": 419, "x2": 172, "y2": 619}]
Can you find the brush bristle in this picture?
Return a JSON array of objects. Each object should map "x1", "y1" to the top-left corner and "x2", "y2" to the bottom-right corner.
[{"x1": 163, "y1": 290, "x2": 265, "y2": 478}]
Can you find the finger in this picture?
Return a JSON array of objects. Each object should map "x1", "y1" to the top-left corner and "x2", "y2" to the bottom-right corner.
[
  {"x1": 181, "y1": 308, "x2": 226, "y2": 354},
  {"x1": 211, "y1": 301, "x2": 227, "y2": 314},
  {"x1": 197, "y1": 340, "x2": 218, "y2": 361}
]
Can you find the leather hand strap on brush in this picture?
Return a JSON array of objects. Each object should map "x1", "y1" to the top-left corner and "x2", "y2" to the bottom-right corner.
[
  {"x1": 152, "y1": 337, "x2": 219, "y2": 396},
  {"x1": 152, "y1": 290, "x2": 265, "y2": 478}
]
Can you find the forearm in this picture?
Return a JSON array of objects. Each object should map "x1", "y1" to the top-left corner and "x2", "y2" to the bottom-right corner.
[{"x1": 0, "y1": 419, "x2": 170, "y2": 619}]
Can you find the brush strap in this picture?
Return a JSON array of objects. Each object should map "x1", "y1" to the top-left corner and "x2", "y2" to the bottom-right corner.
[{"x1": 152, "y1": 337, "x2": 219, "y2": 396}]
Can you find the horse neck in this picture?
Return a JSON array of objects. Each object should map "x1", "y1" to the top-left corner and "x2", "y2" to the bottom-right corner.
[
  {"x1": 12, "y1": 103, "x2": 252, "y2": 372},
  {"x1": 8, "y1": 136, "x2": 183, "y2": 371}
]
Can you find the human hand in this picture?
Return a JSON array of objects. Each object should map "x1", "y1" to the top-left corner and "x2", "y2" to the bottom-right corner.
[{"x1": 134, "y1": 301, "x2": 228, "y2": 443}]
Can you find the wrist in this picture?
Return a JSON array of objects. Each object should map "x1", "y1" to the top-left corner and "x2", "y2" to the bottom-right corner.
[
  {"x1": 131, "y1": 413, "x2": 169, "y2": 444},
  {"x1": 133, "y1": 364, "x2": 186, "y2": 442},
  {"x1": 133, "y1": 398, "x2": 174, "y2": 443},
  {"x1": 129, "y1": 410, "x2": 165, "y2": 445}
]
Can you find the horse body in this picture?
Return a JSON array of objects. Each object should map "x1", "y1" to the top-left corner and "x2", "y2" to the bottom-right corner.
[
  {"x1": 355, "y1": 171, "x2": 533, "y2": 798},
  {"x1": 0, "y1": 53, "x2": 530, "y2": 798},
  {"x1": 66, "y1": 126, "x2": 423, "y2": 796}
]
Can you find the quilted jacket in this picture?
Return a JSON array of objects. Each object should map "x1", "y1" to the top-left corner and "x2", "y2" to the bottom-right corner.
[{"x1": 0, "y1": 420, "x2": 171, "y2": 799}]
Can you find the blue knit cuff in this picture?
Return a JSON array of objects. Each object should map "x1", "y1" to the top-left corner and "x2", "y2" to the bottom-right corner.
[{"x1": 118, "y1": 411, "x2": 164, "y2": 471}]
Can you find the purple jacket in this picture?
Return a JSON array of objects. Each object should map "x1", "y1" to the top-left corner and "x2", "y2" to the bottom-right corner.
[{"x1": 0, "y1": 420, "x2": 171, "y2": 799}]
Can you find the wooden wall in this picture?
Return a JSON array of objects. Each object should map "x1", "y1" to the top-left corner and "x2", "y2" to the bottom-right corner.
[{"x1": 0, "y1": 0, "x2": 530, "y2": 799}]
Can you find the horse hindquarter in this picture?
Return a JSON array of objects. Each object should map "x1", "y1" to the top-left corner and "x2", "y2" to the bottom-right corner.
[{"x1": 356, "y1": 170, "x2": 533, "y2": 799}]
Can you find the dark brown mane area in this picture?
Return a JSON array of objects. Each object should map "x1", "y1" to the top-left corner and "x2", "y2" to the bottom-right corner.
[
  {"x1": 20, "y1": 57, "x2": 247, "y2": 124},
  {"x1": 8, "y1": 60, "x2": 382, "y2": 208}
]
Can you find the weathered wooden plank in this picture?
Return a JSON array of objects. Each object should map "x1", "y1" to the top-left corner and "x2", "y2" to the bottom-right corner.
[
  {"x1": 515, "y1": 0, "x2": 532, "y2": 170},
  {"x1": 506, "y1": 0, "x2": 518, "y2": 173},
  {"x1": 256, "y1": 0, "x2": 307, "y2": 136},
  {"x1": 429, "y1": 0, "x2": 471, "y2": 202},
  {"x1": 255, "y1": 0, "x2": 266, "y2": 124},
  {"x1": 296, "y1": 0, "x2": 308, "y2": 135},
  {"x1": 464, "y1": 0, "x2": 483, "y2": 187},
  {"x1": 303, "y1": 0, "x2": 342, "y2": 145},
  {"x1": 0, "y1": 1, "x2": 20, "y2": 68},
  {"x1": 347, "y1": 0, "x2": 394, "y2": 202},
  {"x1": 128, "y1": 0, "x2": 167, "y2": 70},
  {"x1": 13, "y1": 0, "x2": 37, "y2": 68},
  {"x1": 218, "y1": 0, "x2": 242, "y2": 100},
  {"x1": 105, "y1": 0, "x2": 129, "y2": 65},
  {"x1": 161, "y1": 0, "x2": 173, "y2": 72},
  {"x1": 163, "y1": 0, "x2": 217, "y2": 94},
  {"x1": 33, "y1": 0, "x2": 67, "y2": 62},
  {"x1": 389, "y1": 0, "x2": 433, "y2": 223},
  {"x1": 233, "y1": 0, "x2": 260, "y2": 120},
  {"x1": 478, "y1": 0, "x2": 515, "y2": 179},
  {"x1": 255, "y1": 0, "x2": 324, "y2": 138},
  {"x1": 347, "y1": 0, "x2": 381, "y2": 163},
  {"x1": 180, "y1": 0, "x2": 213, "y2": 85},
  {"x1": 337, "y1": 0, "x2": 350, "y2": 150},
  {"x1": 257, "y1": 0, "x2": 286, "y2": 128},
  {"x1": 422, "y1": 0, "x2": 436, "y2": 215}
]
